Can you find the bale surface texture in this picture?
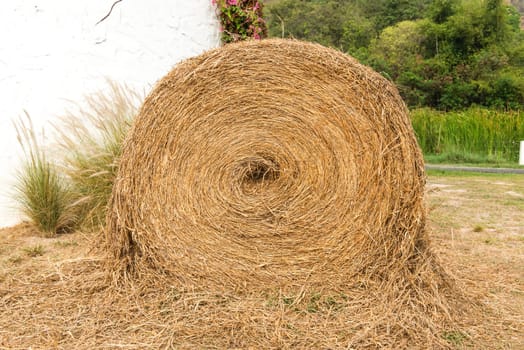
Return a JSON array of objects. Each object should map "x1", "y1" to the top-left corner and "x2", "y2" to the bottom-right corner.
[{"x1": 107, "y1": 39, "x2": 434, "y2": 291}]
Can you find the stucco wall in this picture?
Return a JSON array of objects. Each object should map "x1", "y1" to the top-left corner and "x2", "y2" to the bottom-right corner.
[{"x1": 0, "y1": 0, "x2": 220, "y2": 227}]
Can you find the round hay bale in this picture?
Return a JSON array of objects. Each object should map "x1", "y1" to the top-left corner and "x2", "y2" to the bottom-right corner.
[{"x1": 106, "y1": 39, "x2": 433, "y2": 290}]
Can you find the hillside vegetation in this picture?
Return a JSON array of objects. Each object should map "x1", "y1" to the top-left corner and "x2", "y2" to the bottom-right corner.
[{"x1": 266, "y1": 0, "x2": 524, "y2": 110}]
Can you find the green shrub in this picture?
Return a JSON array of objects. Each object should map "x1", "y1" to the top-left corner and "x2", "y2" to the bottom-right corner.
[
  {"x1": 213, "y1": 0, "x2": 267, "y2": 43},
  {"x1": 486, "y1": 74, "x2": 524, "y2": 109},
  {"x1": 439, "y1": 81, "x2": 480, "y2": 110}
]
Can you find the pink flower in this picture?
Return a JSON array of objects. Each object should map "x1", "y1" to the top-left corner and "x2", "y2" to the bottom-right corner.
[
  {"x1": 254, "y1": 32, "x2": 261, "y2": 40},
  {"x1": 253, "y1": 1, "x2": 260, "y2": 11},
  {"x1": 227, "y1": 0, "x2": 237, "y2": 5},
  {"x1": 211, "y1": 0, "x2": 217, "y2": 4}
]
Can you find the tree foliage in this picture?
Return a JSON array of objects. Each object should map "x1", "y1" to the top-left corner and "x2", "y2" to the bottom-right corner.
[{"x1": 266, "y1": 0, "x2": 524, "y2": 110}]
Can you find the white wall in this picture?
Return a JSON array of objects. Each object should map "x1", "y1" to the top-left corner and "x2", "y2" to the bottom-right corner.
[{"x1": 0, "y1": 0, "x2": 220, "y2": 227}]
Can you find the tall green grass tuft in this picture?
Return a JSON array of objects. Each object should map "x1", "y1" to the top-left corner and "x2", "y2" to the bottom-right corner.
[
  {"x1": 411, "y1": 108, "x2": 524, "y2": 164},
  {"x1": 55, "y1": 82, "x2": 142, "y2": 230},
  {"x1": 14, "y1": 113, "x2": 77, "y2": 235}
]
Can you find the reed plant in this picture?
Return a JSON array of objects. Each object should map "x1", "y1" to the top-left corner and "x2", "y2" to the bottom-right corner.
[
  {"x1": 411, "y1": 108, "x2": 524, "y2": 164},
  {"x1": 14, "y1": 113, "x2": 77, "y2": 235}
]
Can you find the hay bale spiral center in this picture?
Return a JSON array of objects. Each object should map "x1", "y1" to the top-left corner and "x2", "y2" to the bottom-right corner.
[{"x1": 106, "y1": 39, "x2": 429, "y2": 291}]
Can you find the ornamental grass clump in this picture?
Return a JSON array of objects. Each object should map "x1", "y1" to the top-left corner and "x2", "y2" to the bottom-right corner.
[
  {"x1": 55, "y1": 82, "x2": 142, "y2": 230},
  {"x1": 13, "y1": 82, "x2": 142, "y2": 234},
  {"x1": 14, "y1": 114, "x2": 77, "y2": 235}
]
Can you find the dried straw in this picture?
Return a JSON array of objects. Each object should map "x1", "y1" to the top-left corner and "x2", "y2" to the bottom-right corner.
[{"x1": 102, "y1": 39, "x2": 466, "y2": 347}]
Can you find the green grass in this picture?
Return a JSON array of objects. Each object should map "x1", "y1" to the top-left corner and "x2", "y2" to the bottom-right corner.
[
  {"x1": 411, "y1": 107, "x2": 524, "y2": 164},
  {"x1": 473, "y1": 224, "x2": 484, "y2": 232},
  {"x1": 426, "y1": 169, "x2": 523, "y2": 177},
  {"x1": 22, "y1": 245, "x2": 45, "y2": 257},
  {"x1": 442, "y1": 330, "x2": 468, "y2": 346},
  {"x1": 14, "y1": 114, "x2": 78, "y2": 235},
  {"x1": 13, "y1": 82, "x2": 141, "y2": 234},
  {"x1": 423, "y1": 154, "x2": 522, "y2": 168}
]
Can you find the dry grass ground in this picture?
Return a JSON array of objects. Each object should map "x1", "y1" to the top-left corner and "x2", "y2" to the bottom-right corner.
[
  {"x1": 0, "y1": 172, "x2": 522, "y2": 349},
  {"x1": 425, "y1": 171, "x2": 524, "y2": 349}
]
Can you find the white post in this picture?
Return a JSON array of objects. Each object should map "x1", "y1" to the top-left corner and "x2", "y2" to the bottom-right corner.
[{"x1": 520, "y1": 141, "x2": 524, "y2": 166}]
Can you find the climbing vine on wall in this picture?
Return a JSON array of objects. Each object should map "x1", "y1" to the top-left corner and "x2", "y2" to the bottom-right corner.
[{"x1": 212, "y1": 0, "x2": 267, "y2": 43}]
